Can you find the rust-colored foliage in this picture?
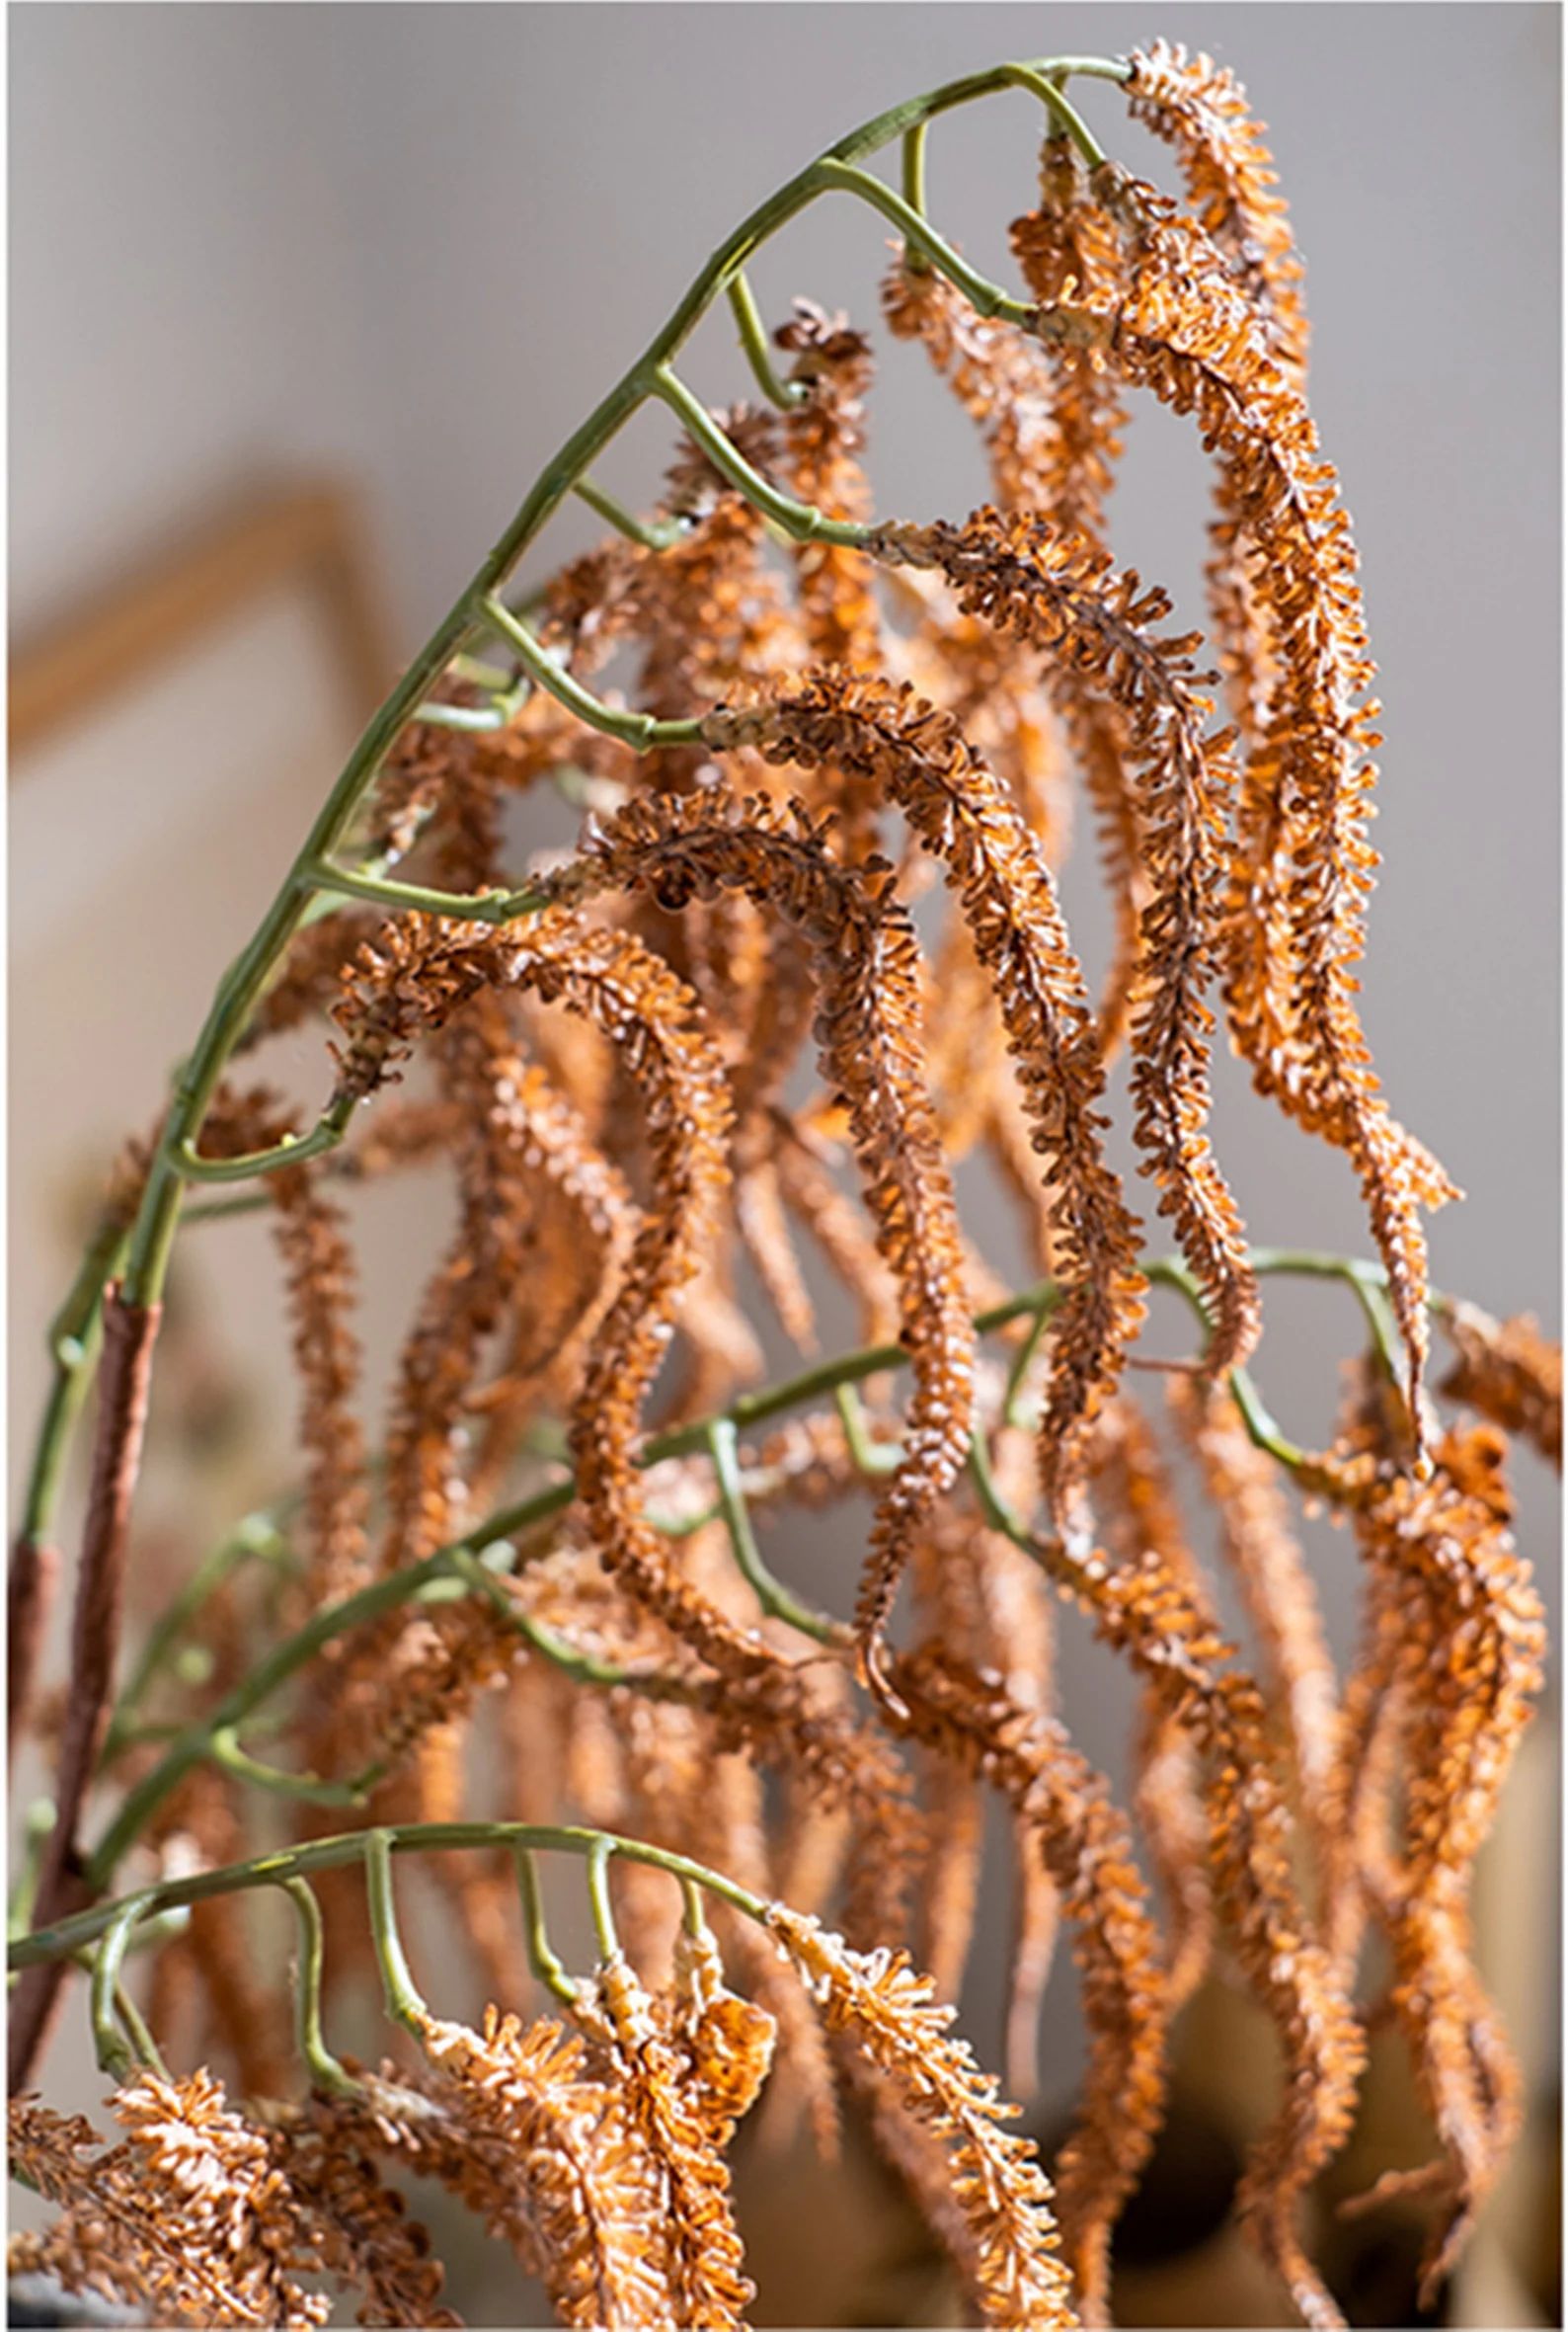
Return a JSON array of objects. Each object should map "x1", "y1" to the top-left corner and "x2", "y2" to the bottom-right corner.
[{"x1": 11, "y1": 42, "x2": 1553, "y2": 2332}]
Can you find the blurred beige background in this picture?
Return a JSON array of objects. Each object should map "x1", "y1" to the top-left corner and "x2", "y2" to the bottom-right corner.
[{"x1": 9, "y1": 5, "x2": 1561, "y2": 2322}]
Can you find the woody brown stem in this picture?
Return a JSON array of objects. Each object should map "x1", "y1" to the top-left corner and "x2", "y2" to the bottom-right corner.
[{"x1": 8, "y1": 1288, "x2": 162, "y2": 2094}]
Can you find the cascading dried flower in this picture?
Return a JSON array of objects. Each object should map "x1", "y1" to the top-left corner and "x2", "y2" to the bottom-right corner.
[
  {"x1": 1170, "y1": 1376, "x2": 1341, "y2": 1882},
  {"x1": 1436, "y1": 1299, "x2": 1563, "y2": 1468},
  {"x1": 864, "y1": 517, "x2": 1260, "y2": 1384},
  {"x1": 10, "y1": 43, "x2": 1554, "y2": 2332},
  {"x1": 1123, "y1": 42, "x2": 1309, "y2": 384},
  {"x1": 410, "y1": 2008, "x2": 677, "y2": 2329},
  {"x1": 575, "y1": 1953, "x2": 756, "y2": 2329},
  {"x1": 9, "y1": 2093, "x2": 319, "y2": 2330},
  {"x1": 266, "y1": 2100, "x2": 459, "y2": 2329},
  {"x1": 768, "y1": 1907, "x2": 1079, "y2": 2329},
  {"x1": 704, "y1": 673, "x2": 1148, "y2": 1508},
  {"x1": 1023, "y1": 1502, "x2": 1364, "y2": 2328},
  {"x1": 1084, "y1": 1398, "x2": 1215, "y2": 2012},
  {"x1": 1301, "y1": 1407, "x2": 1547, "y2": 2295},
  {"x1": 545, "y1": 784, "x2": 977, "y2": 1691},
  {"x1": 892, "y1": 1643, "x2": 1169, "y2": 2325},
  {"x1": 1031, "y1": 161, "x2": 1456, "y2": 1413}
]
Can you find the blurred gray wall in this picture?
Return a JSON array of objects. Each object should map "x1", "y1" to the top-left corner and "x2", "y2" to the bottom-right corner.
[{"x1": 10, "y1": 0, "x2": 1560, "y2": 2111}]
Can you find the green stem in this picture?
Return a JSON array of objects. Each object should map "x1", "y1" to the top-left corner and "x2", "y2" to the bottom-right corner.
[
  {"x1": 408, "y1": 690, "x2": 527, "y2": 734},
  {"x1": 306, "y1": 861, "x2": 548, "y2": 925},
  {"x1": 13, "y1": 1824, "x2": 773, "y2": 1974},
  {"x1": 276, "y1": 1878, "x2": 359, "y2": 2097},
  {"x1": 365, "y1": 1831, "x2": 427, "y2": 2032},
  {"x1": 515, "y1": 1848, "x2": 579, "y2": 2006},
  {"x1": 901, "y1": 122, "x2": 931, "y2": 271},
  {"x1": 1227, "y1": 1367, "x2": 1309, "y2": 1473},
  {"x1": 707, "y1": 1417, "x2": 845, "y2": 1645},
  {"x1": 727, "y1": 274, "x2": 803, "y2": 410},
  {"x1": 833, "y1": 1385, "x2": 901, "y2": 1478},
  {"x1": 103, "y1": 1511, "x2": 291, "y2": 1760},
  {"x1": 8, "y1": 1802, "x2": 57, "y2": 1941},
  {"x1": 88, "y1": 1894, "x2": 156, "y2": 2077},
  {"x1": 991, "y1": 62, "x2": 1107, "y2": 167},
  {"x1": 573, "y1": 476, "x2": 690, "y2": 550},
  {"x1": 1003, "y1": 1302, "x2": 1056, "y2": 1429},
  {"x1": 814, "y1": 161, "x2": 1035, "y2": 323},
  {"x1": 20, "y1": 1216, "x2": 131, "y2": 1548},
  {"x1": 482, "y1": 593, "x2": 706, "y2": 749},
  {"x1": 176, "y1": 1097, "x2": 355, "y2": 1187},
  {"x1": 449, "y1": 1546, "x2": 675, "y2": 1690},
  {"x1": 111, "y1": 1976, "x2": 167, "y2": 2079},
  {"x1": 210, "y1": 1726, "x2": 370, "y2": 1809},
  {"x1": 585, "y1": 1838, "x2": 620, "y2": 1962},
  {"x1": 652, "y1": 368, "x2": 872, "y2": 545}
]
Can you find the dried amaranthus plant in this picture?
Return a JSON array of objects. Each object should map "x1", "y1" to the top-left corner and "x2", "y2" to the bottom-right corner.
[{"x1": 8, "y1": 40, "x2": 1557, "y2": 2332}]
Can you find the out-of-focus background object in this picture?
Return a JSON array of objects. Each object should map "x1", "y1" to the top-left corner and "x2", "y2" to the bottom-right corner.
[
  {"x1": 8, "y1": 475, "x2": 391, "y2": 757},
  {"x1": 9, "y1": 7, "x2": 1560, "y2": 2326}
]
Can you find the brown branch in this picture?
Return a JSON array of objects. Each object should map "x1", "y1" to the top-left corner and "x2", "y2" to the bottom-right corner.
[{"x1": 8, "y1": 1288, "x2": 162, "y2": 2093}]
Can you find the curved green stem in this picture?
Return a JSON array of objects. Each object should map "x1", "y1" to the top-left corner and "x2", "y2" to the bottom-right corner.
[
  {"x1": 573, "y1": 476, "x2": 691, "y2": 550},
  {"x1": 727, "y1": 273, "x2": 803, "y2": 410},
  {"x1": 652, "y1": 368, "x2": 872, "y2": 546},
  {"x1": 306, "y1": 861, "x2": 548, "y2": 925},
  {"x1": 482, "y1": 592, "x2": 706, "y2": 749},
  {"x1": 176, "y1": 1097, "x2": 355, "y2": 1187},
  {"x1": 89, "y1": 1894, "x2": 156, "y2": 2077},
  {"x1": 707, "y1": 1417, "x2": 845, "y2": 1645},
  {"x1": 365, "y1": 1831, "x2": 426, "y2": 2032},
  {"x1": 8, "y1": 1802, "x2": 57, "y2": 1942},
  {"x1": 585, "y1": 1837, "x2": 620, "y2": 1963},
  {"x1": 901, "y1": 121, "x2": 931, "y2": 271},
  {"x1": 276, "y1": 1877, "x2": 358, "y2": 2097},
  {"x1": 991, "y1": 62, "x2": 1107, "y2": 167},
  {"x1": 449, "y1": 1546, "x2": 679, "y2": 1690},
  {"x1": 19, "y1": 1216, "x2": 131, "y2": 1549},
  {"x1": 814, "y1": 160, "x2": 1035, "y2": 323},
  {"x1": 408, "y1": 687, "x2": 529, "y2": 734},
  {"x1": 210, "y1": 1726, "x2": 370, "y2": 1809},
  {"x1": 13, "y1": 1824, "x2": 773, "y2": 1975},
  {"x1": 515, "y1": 1848, "x2": 579, "y2": 2006},
  {"x1": 103, "y1": 1510, "x2": 291, "y2": 1761}
]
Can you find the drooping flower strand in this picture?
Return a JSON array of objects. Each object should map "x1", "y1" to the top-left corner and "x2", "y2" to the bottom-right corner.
[
  {"x1": 1123, "y1": 40, "x2": 1310, "y2": 385},
  {"x1": 573, "y1": 1952, "x2": 755, "y2": 2330},
  {"x1": 1009, "y1": 1493, "x2": 1364, "y2": 2329},
  {"x1": 21, "y1": 2072, "x2": 330, "y2": 2330},
  {"x1": 1007, "y1": 133, "x2": 1150, "y2": 1058},
  {"x1": 768, "y1": 1906, "x2": 1080, "y2": 2330},
  {"x1": 265, "y1": 2100, "x2": 460, "y2": 2330},
  {"x1": 891, "y1": 1643, "x2": 1169, "y2": 2327},
  {"x1": 544, "y1": 787, "x2": 977, "y2": 1696},
  {"x1": 408, "y1": 2008, "x2": 679, "y2": 2330},
  {"x1": 331, "y1": 908, "x2": 771, "y2": 1685},
  {"x1": 860, "y1": 520, "x2": 1261, "y2": 1381},
  {"x1": 1298, "y1": 1403, "x2": 1547, "y2": 2296},
  {"x1": 702, "y1": 674, "x2": 1147, "y2": 1511},
  {"x1": 1169, "y1": 1377, "x2": 1341, "y2": 1896},
  {"x1": 1436, "y1": 1299, "x2": 1563, "y2": 1469},
  {"x1": 775, "y1": 304, "x2": 885, "y2": 678},
  {"x1": 1032, "y1": 163, "x2": 1456, "y2": 1417},
  {"x1": 1083, "y1": 1399, "x2": 1215, "y2": 2012}
]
